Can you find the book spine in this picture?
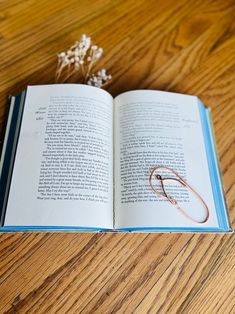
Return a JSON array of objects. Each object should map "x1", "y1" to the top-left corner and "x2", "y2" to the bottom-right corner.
[{"x1": 0, "y1": 92, "x2": 26, "y2": 226}]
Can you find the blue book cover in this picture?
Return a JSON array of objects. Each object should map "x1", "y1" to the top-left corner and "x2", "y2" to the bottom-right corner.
[{"x1": 0, "y1": 86, "x2": 232, "y2": 232}]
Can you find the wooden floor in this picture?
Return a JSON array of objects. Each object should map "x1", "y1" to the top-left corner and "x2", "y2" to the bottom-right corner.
[{"x1": 0, "y1": 0, "x2": 235, "y2": 313}]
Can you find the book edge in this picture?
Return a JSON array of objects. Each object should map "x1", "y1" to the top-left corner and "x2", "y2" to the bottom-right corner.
[
  {"x1": 197, "y1": 99, "x2": 232, "y2": 232},
  {"x1": 0, "y1": 92, "x2": 27, "y2": 226}
]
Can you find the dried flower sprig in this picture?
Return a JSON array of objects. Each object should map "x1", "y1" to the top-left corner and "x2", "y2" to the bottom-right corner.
[
  {"x1": 87, "y1": 69, "x2": 112, "y2": 88},
  {"x1": 55, "y1": 34, "x2": 112, "y2": 88}
]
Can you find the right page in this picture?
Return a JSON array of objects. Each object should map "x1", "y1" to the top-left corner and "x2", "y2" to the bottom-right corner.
[{"x1": 114, "y1": 90, "x2": 230, "y2": 231}]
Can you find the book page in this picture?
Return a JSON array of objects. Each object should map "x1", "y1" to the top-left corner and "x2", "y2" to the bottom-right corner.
[
  {"x1": 114, "y1": 90, "x2": 219, "y2": 229},
  {"x1": 5, "y1": 84, "x2": 113, "y2": 228}
]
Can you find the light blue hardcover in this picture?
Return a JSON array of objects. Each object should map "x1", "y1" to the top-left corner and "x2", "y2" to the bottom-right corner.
[{"x1": 0, "y1": 95, "x2": 232, "y2": 232}]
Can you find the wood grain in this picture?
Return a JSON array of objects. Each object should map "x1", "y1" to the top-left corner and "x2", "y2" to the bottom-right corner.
[{"x1": 0, "y1": 0, "x2": 234, "y2": 313}]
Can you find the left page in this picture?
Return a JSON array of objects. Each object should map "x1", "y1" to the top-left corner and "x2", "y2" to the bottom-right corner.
[{"x1": 4, "y1": 84, "x2": 113, "y2": 229}]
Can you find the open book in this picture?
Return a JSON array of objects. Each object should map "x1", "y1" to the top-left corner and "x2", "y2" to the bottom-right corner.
[{"x1": 0, "y1": 85, "x2": 231, "y2": 232}]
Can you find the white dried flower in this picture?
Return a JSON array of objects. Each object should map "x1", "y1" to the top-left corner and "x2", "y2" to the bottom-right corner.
[
  {"x1": 55, "y1": 34, "x2": 111, "y2": 89},
  {"x1": 87, "y1": 69, "x2": 112, "y2": 88},
  {"x1": 88, "y1": 47, "x2": 103, "y2": 62}
]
